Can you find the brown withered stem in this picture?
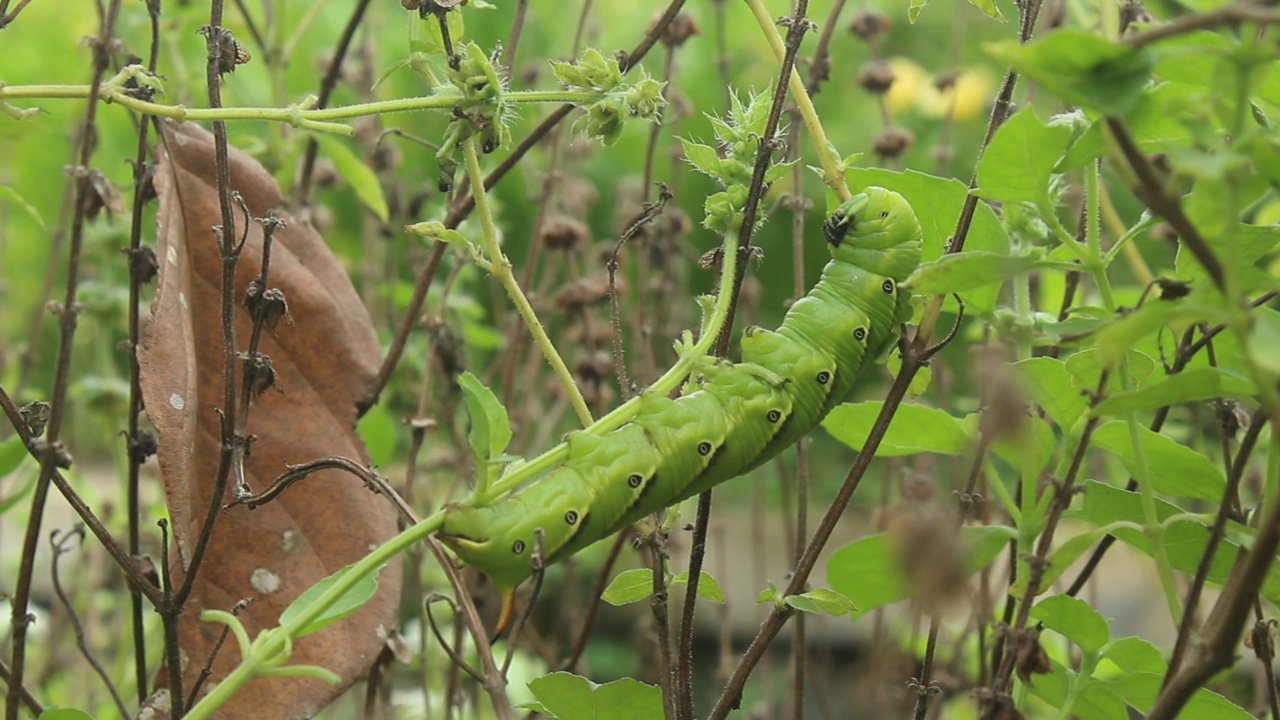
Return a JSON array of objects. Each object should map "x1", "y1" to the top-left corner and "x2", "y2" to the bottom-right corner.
[
  {"x1": 674, "y1": 5, "x2": 817, "y2": 720},
  {"x1": 5, "y1": 0, "x2": 124, "y2": 715}
]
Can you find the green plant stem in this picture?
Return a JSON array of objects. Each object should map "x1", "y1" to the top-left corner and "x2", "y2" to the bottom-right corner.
[
  {"x1": 462, "y1": 136, "x2": 595, "y2": 433},
  {"x1": 0, "y1": 71, "x2": 600, "y2": 133},
  {"x1": 485, "y1": 218, "x2": 743, "y2": 500},
  {"x1": 184, "y1": 508, "x2": 450, "y2": 719},
  {"x1": 743, "y1": 0, "x2": 849, "y2": 201}
]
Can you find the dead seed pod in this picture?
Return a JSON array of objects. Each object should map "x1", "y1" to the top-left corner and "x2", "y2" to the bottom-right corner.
[
  {"x1": 873, "y1": 126, "x2": 915, "y2": 160},
  {"x1": 540, "y1": 215, "x2": 591, "y2": 252},
  {"x1": 857, "y1": 60, "x2": 896, "y2": 94},
  {"x1": 848, "y1": 9, "x2": 891, "y2": 40},
  {"x1": 652, "y1": 11, "x2": 701, "y2": 47},
  {"x1": 555, "y1": 274, "x2": 619, "y2": 312}
]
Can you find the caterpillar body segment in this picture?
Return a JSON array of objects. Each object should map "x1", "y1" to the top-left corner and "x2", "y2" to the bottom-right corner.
[{"x1": 438, "y1": 187, "x2": 924, "y2": 631}]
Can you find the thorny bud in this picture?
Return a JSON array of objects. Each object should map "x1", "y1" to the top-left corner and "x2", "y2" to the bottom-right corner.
[
  {"x1": 874, "y1": 127, "x2": 915, "y2": 159},
  {"x1": 198, "y1": 25, "x2": 250, "y2": 76},
  {"x1": 1013, "y1": 629, "x2": 1052, "y2": 685},
  {"x1": 129, "y1": 428, "x2": 158, "y2": 464},
  {"x1": 539, "y1": 215, "x2": 590, "y2": 251},
  {"x1": 1217, "y1": 398, "x2": 1250, "y2": 440},
  {"x1": 653, "y1": 11, "x2": 700, "y2": 47},
  {"x1": 19, "y1": 401, "x2": 51, "y2": 438},
  {"x1": 124, "y1": 246, "x2": 159, "y2": 285},
  {"x1": 857, "y1": 60, "x2": 896, "y2": 94},
  {"x1": 74, "y1": 167, "x2": 124, "y2": 220},
  {"x1": 241, "y1": 352, "x2": 280, "y2": 396},
  {"x1": 131, "y1": 555, "x2": 160, "y2": 591},
  {"x1": 1120, "y1": 0, "x2": 1154, "y2": 29},
  {"x1": 848, "y1": 9, "x2": 891, "y2": 40}
]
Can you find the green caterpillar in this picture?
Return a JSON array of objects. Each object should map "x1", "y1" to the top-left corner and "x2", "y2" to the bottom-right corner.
[{"x1": 439, "y1": 187, "x2": 922, "y2": 629}]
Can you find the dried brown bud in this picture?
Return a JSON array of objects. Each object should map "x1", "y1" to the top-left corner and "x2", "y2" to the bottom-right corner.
[
  {"x1": 653, "y1": 11, "x2": 700, "y2": 47},
  {"x1": 540, "y1": 215, "x2": 591, "y2": 251},
  {"x1": 80, "y1": 167, "x2": 124, "y2": 220},
  {"x1": 555, "y1": 274, "x2": 617, "y2": 312},
  {"x1": 848, "y1": 9, "x2": 891, "y2": 40},
  {"x1": 857, "y1": 60, "x2": 896, "y2": 94},
  {"x1": 1014, "y1": 629, "x2": 1052, "y2": 685},
  {"x1": 873, "y1": 127, "x2": 915, "y2": 159},
  {"x1": 933, "y1": 70, "x2": 960, "y2": 92}
]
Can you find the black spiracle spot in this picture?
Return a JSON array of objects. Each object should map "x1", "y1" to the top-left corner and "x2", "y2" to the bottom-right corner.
[
  {"x1": 854, "y1": 327, "x2": 867, "y2": 341},
  {"x1": 767, "y1": 409, "x2": 782, "y2": 423},
  {"x1": 816, "y1": 370, "x2": 831, "y2": 385},
  {"x1": 880, "y1": 210, "x2": 889, "y2": 219},
  {"x1": 512, "y1": 539, "x2": 526, "y2": 554},
  {"x1": 881, "y1": 279, "x2": 895, "y2": 294},
  {"x1": 697, "y1": 441, "x2": 713, "y2": 456},
  {"x1": 565, "y1": 510, "x2": 579, "y2": 525},
  {"x1": 628, "y1": 473, "x2": 643, "y2": 488}
]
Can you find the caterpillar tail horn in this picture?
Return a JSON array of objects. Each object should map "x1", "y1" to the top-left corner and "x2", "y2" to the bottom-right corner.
[{"x1": 490, "y1": 590, "x2": 517, "y2": 643}]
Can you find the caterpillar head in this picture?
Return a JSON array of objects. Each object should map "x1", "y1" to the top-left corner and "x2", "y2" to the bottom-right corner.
[
  {"x1": 438, "y1": 503, "x2": 532, "y2": 635},
  {"x1": 822, "y1": 187, "x2": 922, "y2": 280}
]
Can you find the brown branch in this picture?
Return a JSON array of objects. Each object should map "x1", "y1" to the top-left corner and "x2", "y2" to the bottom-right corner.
[
  {"x1": 228, "y1": 456, "x2": 419, "y2": 526},
  {"x1": 1106, "y1": 117, "x2": 1226, "y2": 293},
  {"x1": 1123, "y1": 0, "x2": 1280, "y2": 47},
  {"x1": 5, "y1": 0, "x2": 123, "y2": 714}
]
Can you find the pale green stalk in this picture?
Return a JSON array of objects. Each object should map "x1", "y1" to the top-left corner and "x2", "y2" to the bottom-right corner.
[
  {"x1": 462, "y1": 136, "x2": 594, "y2": 432},
  {"x1": 0, "y1": 70, "x2": 598, "y2": 134},
  {"x1": 743, "y1": 0, "x2": 850, "y2": 201},
  {"x1": 184, "y1": 508, "x2": 449, "y2": 719}
]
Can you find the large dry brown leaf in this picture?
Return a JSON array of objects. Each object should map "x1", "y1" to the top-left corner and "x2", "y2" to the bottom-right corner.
[{"x1": 138, "y1": 121, "x2": 401, "y2": 718}]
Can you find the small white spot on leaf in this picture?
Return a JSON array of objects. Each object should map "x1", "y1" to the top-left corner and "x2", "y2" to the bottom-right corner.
[
  {"x1": 167, "y1": 245, "x2": 177, "y2": 265},
  {"x1": 250, "y1": 567, "x2": 282, "y2": 594},
  {"x1": 168, "y1": 393, "x2": 185, "y2": 410}
]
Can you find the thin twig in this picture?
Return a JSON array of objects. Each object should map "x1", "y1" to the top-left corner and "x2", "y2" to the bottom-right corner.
[
  {"x1": 49, "y1": 526, "x2": 130, "y2": 719},
  {"x1": 5, "y1": 0, "x2": 122, "y2": 714},
  {"x1": 292, "y1": 0, "x2": 375, "y2": 207}
]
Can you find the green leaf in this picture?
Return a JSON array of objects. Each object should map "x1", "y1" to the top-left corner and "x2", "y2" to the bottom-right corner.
[
  {"x1": 679, "y1": 138, "x2": 722, "y2": 178},
  {"x1": 755, "y1": 581, "x2": 783, "y2": 606},
  {"x1": 967, "y1": 0, "x2": 1005, "y2": 20},
  {"x1": 1108, "y1": 672, "x2": 1253, "y2": 719},
  {"x1": 822, "y1": 402, "x2": 970, "y2": 457},
  {"x1": 602, "y1": 568, "x2": 652, "y2": 606},
  {"x1": 356, "y1": 403, "x2": 397, "y2": 467},
  {"x1": 1092, "y1": 420, "x2": 1225, "y2": 499},
  {"x1": 278, "y1": 561, "x2": 387, "y2": 637},
  {"x1": 457, "y1": 371, "x2": 512, "y2": 463},
  {"x1": 37, "y1": 710, "x2": 95, "y2": 720},
  {"x1": 975, "y1": 108, "x2": 1074, "y2": 204},
  {"x1": 987, "y1": 412, "x2": 1057, "y2": 479},
  {"x1": 785, "y1": 588, "x2": 856, "y2": 616},
  {"x1": 671, "y1": 571, "x2": 726, "y2": 602},
  {"x1": 1101, "y1": 636, "x2": 1166, "y2": 674},
  {"x1": 826, "y1": 525, "x2": 1014, "y2": 619},
  {"x1": 1093, "y1": 367, "x2": 1256, "y2": 416},
  {"x1": 985, "y1": 30, "x2": 1154, "y2": 116},
  {"x1": 313, "y1": 134, "x2": 390, "y2": 222},
  {"x1": 527, "y1": 672, "x2": 664, "y2": 720},
  {"x1": 1094, "y1": 301, "x2": 1223, "y2": 368},
  {"x1": 1010, "y1": 527, "x2": 1109, "y2": 598},
  {"x1": 1012, "y1": 357, "x2": 1088, "y2": 430},
  {"x1": 1065, "y1": 348, "x2": 1155, "y2": 394},
  {"x1": 0, "y1": 435, "x2": 31, "y2": 477},
  {"x1": 1031, "y1": 594, "x2": 1110, "y2": 653},
  {"x1": 0, "y1": 185, "x2": 47, "y2": 231},
  {"x1": 904, "y1": 250, "x2": 1046, "y2": 295}
]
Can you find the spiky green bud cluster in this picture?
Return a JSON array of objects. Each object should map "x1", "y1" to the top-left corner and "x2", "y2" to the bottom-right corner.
[
  {"x1": 550, "y1": 48, "x2": 666, "y2": 146},
  {"x1": 435, "y1": 42, "x2": 513, "y2": 191},
  {"x1": 679, "y1": 90, "x2": 791, "y2": 235}
]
